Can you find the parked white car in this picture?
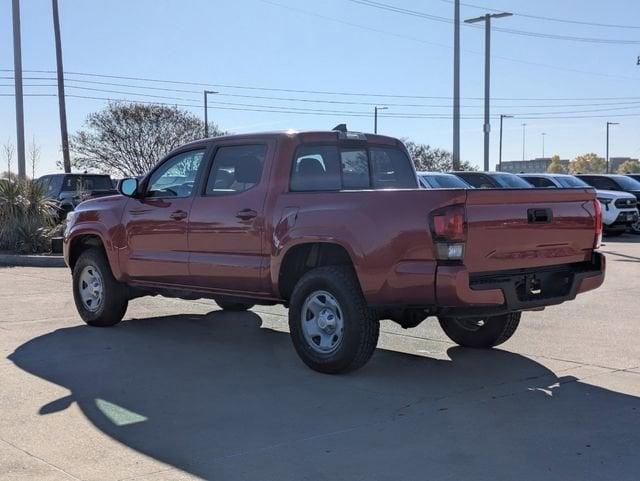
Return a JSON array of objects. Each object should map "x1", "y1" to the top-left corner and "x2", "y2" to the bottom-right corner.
[{"x1": 519, "y1": 173, "x2": 639, "y2": 236}]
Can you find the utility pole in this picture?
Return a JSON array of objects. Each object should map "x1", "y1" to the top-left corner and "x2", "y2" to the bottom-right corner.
[
  {"x1": 498, "y1": 114, "x2": 512, "y2": 171},
  {"x1": 465, "y1": 12, "x2": 512, "y2": 172},
  {"x1": 521, "y1": 123, "x2": 527, "y2": 161},
  {"x1": 452, "y1": 0, "x2": 460, "y2": 170},
  {"x1": 374, "y1": 106, "x2": 388, "y2": 134},
  {"x1": 541, "y1": 132, "x2": 546, "y2": 158},
  {"x1": 12, "y1": 0, "x2": 26, "y2": 179},
  {"x1": 203, "y1": 90, "x2": 218, "y2": 138},
  {"x1": 52, "y1": 0, "x2": 71, "y2": 173},
  {"x1": 606, "y1": 121, "x2": 619, "y2": 173}
]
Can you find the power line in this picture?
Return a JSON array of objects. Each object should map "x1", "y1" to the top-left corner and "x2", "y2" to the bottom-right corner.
[
  {"x1": 6, "y1": 81, "x2": 640, "y2": 114},
  {"x1": 6, "y1": 78, "x2": 640, "y2": 109},
  {"x1": 437, "y1": 0, "x2": 640, "y2": 30},
  {"x1": 258, "y1": 0, "x2": 638, "y2": 81},
  {"x1": 346, "y1": 0, "x2": 640, "y2": 44},
  {"x1": 3, "y1": 69, "x2": 640, "y2": 102},
  {"x1": 3, "y1": 89, "x2": 640, "y2": 121}
]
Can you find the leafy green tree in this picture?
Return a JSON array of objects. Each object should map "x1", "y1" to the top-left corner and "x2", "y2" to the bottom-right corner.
[
  {"x1": 546, "y1": 155, "x2": 567, "y2": 174},
  {"x1": 617, "y1": 159, "x2": 640, "y2": 174},
  {"x1": 70, "y1": 103, "x2": 225, "y2": 176},
  {"x1": 569, "y1": 153, "x2": 606, "y2": 174},
  {"x1": 403, "y1": 140, "x2": 476, "y2": 172}
]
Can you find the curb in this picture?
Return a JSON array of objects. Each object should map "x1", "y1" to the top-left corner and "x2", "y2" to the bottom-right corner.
[{"x1": 0, "y1": 253, "x2": 66, "y2": 268}]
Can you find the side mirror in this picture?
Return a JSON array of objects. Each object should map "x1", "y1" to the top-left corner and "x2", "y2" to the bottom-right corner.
[{"x1": 118, "y1": 178, "x2": 139, "y2": 197}]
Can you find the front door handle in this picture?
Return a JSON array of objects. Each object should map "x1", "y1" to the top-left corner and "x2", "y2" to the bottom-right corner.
[
  {"x1": 169, "y1": 210, "x2": 188, "y2": 221},
  {"x1": 236, "y1": 209, "x2": 257, "y2": 220}
]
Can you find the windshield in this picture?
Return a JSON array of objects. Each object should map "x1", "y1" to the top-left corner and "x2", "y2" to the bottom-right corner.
[
  {"x1": 61, "y1": 175, "x2": 113, "y2": 191},
  {"x1": 612, "y1": 175, "x2": 640, "y2": 190},
  {"x1": 555, "y1": 176, "x2": 590, "y2": 188},
  {"x1": 492, "y1": 173, "x2": 533, "y2": 189},
  {"x1": 419, "y1": 173, "x2": 469, "y2": 189}
]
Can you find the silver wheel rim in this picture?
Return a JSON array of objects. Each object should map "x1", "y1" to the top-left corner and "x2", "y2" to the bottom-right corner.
[
  {"x1": 301, "y1": 290, "x2": 345, "y2": 354},
  {"x1": 79, "y1": 265, "x2": 104, "y2": 312}
]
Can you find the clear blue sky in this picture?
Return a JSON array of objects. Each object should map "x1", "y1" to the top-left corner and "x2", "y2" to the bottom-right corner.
[{"x1": 1, "y1": 0, "x2": 639, "y2": 176}]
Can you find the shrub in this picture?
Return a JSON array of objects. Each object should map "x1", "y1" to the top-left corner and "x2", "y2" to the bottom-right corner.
[{"x1": 0, "y1": 179, "x2": 58, "y2": 254}]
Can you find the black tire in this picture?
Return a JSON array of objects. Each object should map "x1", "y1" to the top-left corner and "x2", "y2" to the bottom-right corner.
[
  {"x1": 215, "y1": 299, "x2": 255, "y2": 311},
  {"x1": 604, "y1": 229, "x2": 625, "y2": 237},
  {"x1": 438, "y1": 312, "x2": 521, "y2": 348},
  {"x1": 72, "y1": 248, "x2": 128, "y2": 327},
  {"x1": 288, "y1": 266, "x2": 379, "y2": 374}
]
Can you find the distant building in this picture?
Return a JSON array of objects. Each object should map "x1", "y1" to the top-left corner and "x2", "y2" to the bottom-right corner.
[
  {"x1": 609, "y1": 157, "x2": 639, "y2": 172},
  {"x1": 499, "y1": 157, "x2": 570, "y2": 174}
]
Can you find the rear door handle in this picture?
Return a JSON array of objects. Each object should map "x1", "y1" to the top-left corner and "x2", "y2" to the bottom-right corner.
[
  {"x1": 236, "y1": 209, "x2": 257, "y2": 220},
  {"x1": 169, "y1": 210, "x2": 188, "y2": 221}
]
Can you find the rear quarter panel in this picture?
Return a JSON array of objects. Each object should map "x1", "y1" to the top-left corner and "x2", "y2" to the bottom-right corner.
[{"x1": 270, "y1": 189, "x2": 466, "y2": 305}]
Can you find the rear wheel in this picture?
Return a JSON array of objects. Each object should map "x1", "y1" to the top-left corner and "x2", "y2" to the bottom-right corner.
[
  {"x1": 72, "y1": 248, "x2": 128, "y2": 327},
  {"x1": 288, "y1": 266, "x2": 379, "y2": 374},
  {"x1": 215, "y1": 299, "x2": 255, "y2": 311},
  {"x1": 438, "y1": 312, "x2": 521, "y2": 348}
]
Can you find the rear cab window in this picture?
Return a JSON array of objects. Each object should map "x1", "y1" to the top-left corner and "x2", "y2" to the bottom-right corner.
[
  {"x1": 290, "y1": 144, "x2": 417, "y2": 192},
  {"x1": 61, "y1": 175, "x2": 113, "y2": 191}
]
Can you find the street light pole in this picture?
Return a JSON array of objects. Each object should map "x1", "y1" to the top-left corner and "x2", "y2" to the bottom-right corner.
[
  {"x1": 52, "y1": 0, "x2": 71, "y2": 173},
  {"x1": 11, "y1": 0, "x2": 26, "y2": 179},
  {"x1": 541, "y1": 132, "x2": 546, "y2": 158},
  {"x1": 465, "y1": 12, "x2": 512, "y2": 172},
  {"x1": 498, "y1": 114, "x2": 512, "y2": 171},
  {"x1": 203, "y1": 90, "x2": 218, "y2": 138},
  {"x1": 521, "y1": 123, "x2": 527, "y2": 161},
  {"x1": 606, "y1": 121, "x2": 619, "y2": 173},
  {"x1": 452, "y1": 0, "x2": 460, "y2": 170},
  {"x1": 374, "y1": 106, "x2": 388, "y2": 134}
]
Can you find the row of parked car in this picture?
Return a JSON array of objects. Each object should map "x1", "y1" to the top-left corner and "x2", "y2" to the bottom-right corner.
[
  {"x1": 31, "y1": 167, "x2": 640, "y2": 237},
  {"x1": 418, "y1": 171, "x2": 640, "y2": 236}
]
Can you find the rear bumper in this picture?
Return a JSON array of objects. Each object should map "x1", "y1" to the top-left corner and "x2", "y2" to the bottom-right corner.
[{"x1": 436, "y1": 252, "x2": 605, "y2": 317}]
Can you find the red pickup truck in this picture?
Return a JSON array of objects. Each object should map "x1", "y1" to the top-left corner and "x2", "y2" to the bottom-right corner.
[{"x1": 64, "y1": 130, "x2": 605, "y2": 373}]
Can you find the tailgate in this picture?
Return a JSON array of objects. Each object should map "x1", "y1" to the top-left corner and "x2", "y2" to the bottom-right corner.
[{"x1": 464, "y1": 188, "x2": 597, "y2": 273}]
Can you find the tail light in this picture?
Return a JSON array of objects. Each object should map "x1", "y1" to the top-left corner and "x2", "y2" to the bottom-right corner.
[
  {"x1": 593, "y1": 199, "x2": 603, "y2": 249},
  {"x1": 430, "y1": 204, "x2": 466, "y2": 260}
]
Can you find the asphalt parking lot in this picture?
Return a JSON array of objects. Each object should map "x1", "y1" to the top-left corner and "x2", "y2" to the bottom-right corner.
[{"x1": 1, "y1": 237, "x2": 639, "y2": 481}]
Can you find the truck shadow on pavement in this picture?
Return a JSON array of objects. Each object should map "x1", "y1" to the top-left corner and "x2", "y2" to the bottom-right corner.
[{"x1": 9, "y1": 311, "x2": 640, "y2": 481}]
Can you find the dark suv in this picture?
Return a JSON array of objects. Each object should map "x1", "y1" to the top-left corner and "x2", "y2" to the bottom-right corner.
[
  {"x1": 577, "y1": 174, "x2": 640, "y2": 201},
  {"x1": 37, "y1": 173, "x2": 117, "y2": 218}
]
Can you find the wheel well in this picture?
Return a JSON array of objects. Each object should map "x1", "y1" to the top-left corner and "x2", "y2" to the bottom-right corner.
[
  {"x1": 68, "y1": 235, "x2": 105, "y2": 270},
  {"x1": 278, "y1": 243, "x2": 355, "y2": 300}
]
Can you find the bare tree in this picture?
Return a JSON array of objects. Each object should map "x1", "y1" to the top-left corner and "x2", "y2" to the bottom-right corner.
[
  {"x1": 2, "y1": 139, "x2": 15, "y2": 179},
  {"x1": 70, "y1": 102, "x2": 225, "y2": 176},
  {"x1": 403, "y1": 140, "x2": 476, "y2": 172},
  {"x1": 28, "y1": 137, "x2": 40, "y2": 179}
]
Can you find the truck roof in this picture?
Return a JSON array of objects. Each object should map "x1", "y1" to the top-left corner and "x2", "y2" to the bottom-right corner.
[{"x1": 179, "y1": 130, "x2": 402, "y2": 151}]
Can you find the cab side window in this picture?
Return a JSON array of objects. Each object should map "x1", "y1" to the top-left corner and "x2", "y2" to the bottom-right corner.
[
  {"x1": 585, "y1": 176, "x2": 617, "y2": 190},
  {"x1": 147, "y1": 149, "x2": 205, "y2": 198},
  {"x1": 526, "y1": 177, "x2": 555, "y2": 188},
  {"x1": 205, "y1": 144, "x2": 267, "y2": 196}
]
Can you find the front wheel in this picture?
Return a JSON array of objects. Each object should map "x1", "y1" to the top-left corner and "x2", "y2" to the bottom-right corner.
[
  {"x1": 438, "y1": 312, "x2": 521, "y2": 348},
  {"x1": 288, "y1": 266, "x2": 379, "y2": 374},
  {"x1": 72, "y1": 248, "x2": 128, "y2": 327}
]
